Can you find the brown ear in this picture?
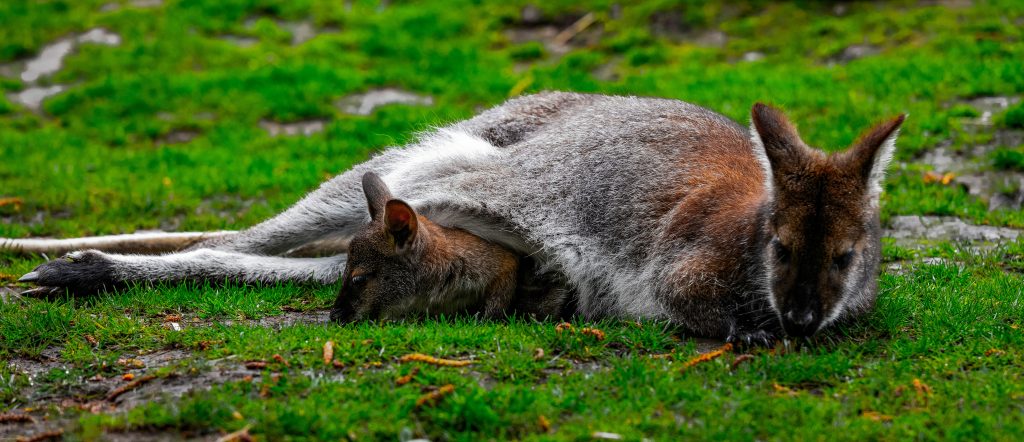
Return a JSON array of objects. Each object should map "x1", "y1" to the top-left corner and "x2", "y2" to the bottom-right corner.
[
  {"x1": 750, "y1": 103, "x2": 810, "y2": 185},
  {"x1": 384, "y1": 199, "x2": 418, "y2": 251},
  {"x1": 844, "y1": 114, "x2": 905, "y2": 197},
  {"x1": 362, "y1": 172, "x2": 392, "y2": 220}
]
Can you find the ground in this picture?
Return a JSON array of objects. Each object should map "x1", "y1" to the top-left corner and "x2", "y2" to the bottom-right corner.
[{"x1": 1, "y1": 0, "x2": 1023, "y2": 440}]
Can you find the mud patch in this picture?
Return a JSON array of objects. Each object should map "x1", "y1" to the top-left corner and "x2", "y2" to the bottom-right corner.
[
  {"x1": 220, "y1": 35, "x2": 258, "y2": 48},
  {"x1": 2, "y1": 28, "x2": 122, "y2": 112},
  {"x1": 226, "y1": 310, "x2": 330, "y2": 330},
  {"x1": 505, "y1": 7, "x2": 601, "y2": 62},
  {"x1": 12, "y1": 28, "x2": 121, "y2": 83},
  {"x1": 336, "y1": 88, "x2": 433, "y2": 116},
  {"x1": 649, "y1": 10, "x2": 727, "y2": 48},
  {"x1": 914, "y1": 95, "x2": 1024, "y2": 211},
  {"x1": 828, "y1": 44, "x2": 880, "y2": 64},
  {"x1": 885, "y1": 215, "x2": 1021, "y2": 245},
  {"x1": 101, "y1": 0, "x2": 164, "y2": 12},
  {"x1": 9, "y1": 85, "x2": 65, "y2": 112},
  {"x1": 160, "y1": 129, "x2": 200, "y2": 145},
  {"x1": 259, "y1": 119, "x2": 326, "y2": 137}
]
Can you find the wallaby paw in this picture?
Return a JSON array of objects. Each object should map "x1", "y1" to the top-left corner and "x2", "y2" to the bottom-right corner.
[
  {"x1": 20, "y1": 250, "x2": 119, "y2": 294},
  {"x1": 726, "y1": 328, "x2": 777, "y2": 348}
]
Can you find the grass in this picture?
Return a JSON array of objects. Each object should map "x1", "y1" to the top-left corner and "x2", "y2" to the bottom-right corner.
[{"x1": 2, "y1": 0, "x2": 1024, "y2": 440}]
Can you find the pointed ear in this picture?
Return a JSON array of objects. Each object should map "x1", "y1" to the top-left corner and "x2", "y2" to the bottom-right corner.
[
  {"x1": 846, "y1": 114, "x2": 906, "y2": 198},
  {"x1": 384, "y1": 199, "x2": 418, "y2": 251},
  {"x1": 362, "y1": 172, "x2": 392, "y2": 220},
  {"x1": 750, "y1": 103, "x2": 806, "y2": 182}
]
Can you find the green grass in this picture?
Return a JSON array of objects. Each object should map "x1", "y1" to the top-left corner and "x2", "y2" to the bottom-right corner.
[{"x1": 2, "y1": 0, "x2": 1024, "y2": 440}]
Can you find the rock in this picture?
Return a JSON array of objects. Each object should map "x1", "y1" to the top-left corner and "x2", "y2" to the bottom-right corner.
[
  {"x1": 336, "y1": 88, "x2": 433, "y2": 116},
  {"x1": 259, "y1": 119, "x2": 326, "y2": 137},
  {"x1": 886, "y1": 215, "x2": 1021, "y2": 243}
]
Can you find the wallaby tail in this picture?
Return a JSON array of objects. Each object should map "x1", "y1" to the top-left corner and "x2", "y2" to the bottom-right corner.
[{"x1": 0, "y1": 231, "x2": 237, "y2": 256}]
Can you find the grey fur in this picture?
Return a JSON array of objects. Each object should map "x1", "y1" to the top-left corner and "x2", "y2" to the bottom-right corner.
[{"x1": 15, "y1": 92, "x2": 894, "y2": 340}]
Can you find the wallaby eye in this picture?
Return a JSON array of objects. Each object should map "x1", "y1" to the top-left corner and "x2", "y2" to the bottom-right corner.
[
  {"x1": 349, "y1": 271, "x2": 373, "y2": 287},
  {"x1": 833, "y1": 250, "x2": 855, "y2": 271},
  {"x1": 772, "y1": 238, "x2": 791, "y2": 264}
]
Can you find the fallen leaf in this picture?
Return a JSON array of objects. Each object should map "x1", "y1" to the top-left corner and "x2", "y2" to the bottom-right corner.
[
  {"x1": 538, "y1": 415, "x2": 551, "y2": 432},
  {"x1": 731, "y1": 354, "x2": 755, "y2": 369},
  {"x1": 84, "y1": 334, "x2": 98, "y2": 346},
  {"x1": 116, "y1": 358, "x2": 145, "y2": 369},
  {"x1": 106, "y1": 375, "x2": 157, "y2": 401},
  {"x1": 396, "y1": 367, "x2": 420, "y2": 386},
  {"x1": 399, "y1": 353, "x2": 473, "y2": 367},
  {"x1": 0, "y1": 197, "x2": 23, "y2": 210},
  {"x1": 215, "y1": 425, "x2": 253, "y2": 442},
  {"x1": 984, "y1": 348, "x2": 1005, "y2": 357},
  {"x1": 122, "y1": 373, "x2": 134, "y2": 381},
  {"x1": 323, "y1": 341, "x2": 334, "y2": 365},
  {"x1": 16, "y1": 429, "x2": 63, "y2": 442},
  {"x1": 272, "y1": 354, "x2": 290, "y2": 367},
  {"x1": 912, "y1": 378, "x2": 932, "y2": 396},
  {"x1": 332, "y1": 359, "x2": 345, "y2": 369},
  {"x1": 681, "y1": 343, "x2": 733, "y2": 370},
  {"x1": 580, "y1": 327, "x2": 606, "y2": 340},
  {"x1": 0, "y1": 412, "x2": 35, "y2": 424},
  {"x1": 244, "y1": 360, "x2": 268, "y2": 370},
  {"x1": 772, "y1": 383, "x2": 798, "y2": 397},
  {"x1": 533, "y1": 348, "x2": 545, "y2": 360},
  {"x1": 163, "y1": 314, "x2": 182, "y2": 322},
  {"x1": 861, "y1": 410, "x2": 893, "y2": 422},
  {"x1": 555, "y1": 322, "x2": 574, "y2": 333},
  {"x1": 415, "y1": 384, "x2": 455, "y2": 408}
]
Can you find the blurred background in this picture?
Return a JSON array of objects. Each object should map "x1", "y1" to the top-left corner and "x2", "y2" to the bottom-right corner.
[{"x1": 0, "y1": 0, "x2": 1022, "y2": 240}]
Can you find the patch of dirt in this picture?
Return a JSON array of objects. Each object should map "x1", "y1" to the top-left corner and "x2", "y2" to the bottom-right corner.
[
  {"x1": 649, "y1": 10, "x2": 727, "y2": 48},
  {"x1": 505, "y1": 6, "x2": 602, "y2": 64},
  {"x1": 159, "y1": 129, "x2": 200, "y2": 145},
  {"x1": 259, "y1": 119, "x2": 326, "y2": 137},
  {"x1": 828, "y1": 44, "x2": 880, "y2": 64},
  {"x1": 0, "y1": 28, "x2": 121, "y2": 112},
  {"x1": 914, "y1": 95, "x2": 1024, "y2": 211},
  {"x1": 101, "y1": 0, "x2": 164, "y2": 12},
  {"x1": 7, "y1": 85, "x2": 65, "y2": 112},
  {"x1": 219, "y1": 35, "x2": 258, "y2": 48},
  {"x1": 336, "y1": 88, "x2": 433, "y2": 116},
  {"x1": 885, "y1": 215, "x2": 1021, "y2": 245}
]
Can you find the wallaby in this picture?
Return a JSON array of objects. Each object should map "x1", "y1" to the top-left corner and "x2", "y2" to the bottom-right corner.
[
  {"x1": 11, "y1": 92, "x2": 904, "y2": 344},
  {"x1": 332, "y1": 171, "x2": 570, "y2": 322}
]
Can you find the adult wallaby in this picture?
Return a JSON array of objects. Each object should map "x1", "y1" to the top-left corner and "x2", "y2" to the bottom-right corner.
[
  {"x1": 12, "y1": 92, "x2": 904, "y2": 344},
  {"x1": 333, "y1": 171, "x2": 570, "y2": 322}
]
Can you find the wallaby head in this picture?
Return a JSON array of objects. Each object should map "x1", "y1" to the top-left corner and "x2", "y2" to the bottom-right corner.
[
  {"x1": 750, "y1": 104, "x2": 904, "y2": 337},
  {"x1": 330, "y1": 172, "x2": 519, "y2": 323}
]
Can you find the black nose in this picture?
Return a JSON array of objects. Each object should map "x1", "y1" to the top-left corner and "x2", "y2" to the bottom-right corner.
[
  {"x1": 782, "y1": 309, "x2": 820, "y2": 337},
  {"x1": 330, "y1": 293, "x2": 357, "y2": 323}
]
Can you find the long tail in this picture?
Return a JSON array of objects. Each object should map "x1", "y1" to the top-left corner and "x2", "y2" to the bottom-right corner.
[{"x1": 0, "y1": 231, "x2": 237, "y2": 256}]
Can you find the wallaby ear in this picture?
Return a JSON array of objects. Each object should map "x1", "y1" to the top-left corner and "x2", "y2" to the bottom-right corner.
[
  {"x1": 846, "y1": 114, "x2": 906, "y2": 198},
  {"x1": 384, "y1": 199, "x2": 418, "y2": 251},
  {"x1": 362, "y1": 172, "x2": 393, "y2": 220},
  {"x1": 750, "y1": 103, "x2": 806, "y2": 183}
]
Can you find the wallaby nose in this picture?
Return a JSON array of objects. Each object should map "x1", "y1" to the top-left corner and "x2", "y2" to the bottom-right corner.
[{"x1": 782, "y1": 309, "x2": 820, "y2": 337}]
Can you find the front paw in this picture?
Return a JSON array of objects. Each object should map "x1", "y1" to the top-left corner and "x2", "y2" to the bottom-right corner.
[
  {"x1": 19, "y1": 250, "x2": 119, "y2": 295},
  {"x1": 726, "y1": 328, "x2": 778, "y2": 348}
]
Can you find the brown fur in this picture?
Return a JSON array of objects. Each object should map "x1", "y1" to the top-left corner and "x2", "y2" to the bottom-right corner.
[{"x1": 331, "y1": 172, "x2": 567, "y2": 322}]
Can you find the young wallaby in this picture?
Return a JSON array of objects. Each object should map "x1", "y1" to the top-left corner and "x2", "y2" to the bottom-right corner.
[
  {"x1": 332, "y1": 171, "x2": 569, "y2": 322},
  {"x1": 14, "y1": 92, "x2": 903, "y2": 344}
]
